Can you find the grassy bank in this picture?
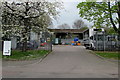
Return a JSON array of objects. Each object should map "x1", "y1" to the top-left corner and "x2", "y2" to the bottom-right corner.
[
  {"x1": 94, "y1": 51, "x2": 119, "y2": 60},
  {"x1": 2, "y1": 50, "x2": 50, "y2": 61}
]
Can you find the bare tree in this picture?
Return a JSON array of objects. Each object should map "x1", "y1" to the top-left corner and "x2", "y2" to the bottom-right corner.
[
  {"x1": 57, "y1": 23, "x2": 71, "y2": 29},
  {"x1": 72, "y1": 19, "x2": 85, "y2": 29}
]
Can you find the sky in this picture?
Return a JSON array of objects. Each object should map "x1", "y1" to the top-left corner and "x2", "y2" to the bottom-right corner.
[{"x1": 52, "y1": 1, "x2": 94, "y2": 29}]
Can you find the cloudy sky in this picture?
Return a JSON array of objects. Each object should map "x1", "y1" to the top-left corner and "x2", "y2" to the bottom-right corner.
[{"x1": 53, "y1": 1, "x2": 94, "y2": 28}]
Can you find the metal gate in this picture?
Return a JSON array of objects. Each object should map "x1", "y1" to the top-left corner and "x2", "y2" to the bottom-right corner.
[{"x1": 39, "y1": 32, "x2": 52, "y2": 51}]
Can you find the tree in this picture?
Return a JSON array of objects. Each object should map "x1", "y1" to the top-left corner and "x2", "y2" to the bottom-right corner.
[
  {"x1": 104, "y1": 27, "x2": 117, "y2": 34},
  {"x1": 57, "y1": 23, "x2": 71, "y2": 29},
  {"x1": 32, "y1": 13, "x2": 52, "y2": 33},
  {"x1": 2, "y1": 1, "x2": 62, "y2": 51},
  {"x1": 31, "y1": 13, "x2": 52, "y2": 45},
  {"x1": 77, "y1": 1, "x2": 120, "y2": 34},
  {"x1": 0, "y1": 1, "x2": 2, "y2": 53},
  {"x1": 72, "y1": 19, "x2": 86, "y2": 29},
  {"x1": 0, "y1": 2, "x2": 2, "y2": 41}
]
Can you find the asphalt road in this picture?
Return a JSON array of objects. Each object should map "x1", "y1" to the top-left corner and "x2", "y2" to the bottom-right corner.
[{"x1": 2, "y1": 45, "x2": 118, "y2": 78}]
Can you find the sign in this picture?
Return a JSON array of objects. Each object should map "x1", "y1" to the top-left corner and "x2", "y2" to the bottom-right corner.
[
  {"x1": 47, "y1": 38, "x2": 50, "y2": 42},
  {"x1": 3, "y1": 41, "x2": 11, "y2": 56}
]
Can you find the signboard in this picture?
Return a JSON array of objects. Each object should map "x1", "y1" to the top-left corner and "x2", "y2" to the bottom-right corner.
[{"x1": 3, "y1": 41, "x2": 11, "y2": 56}]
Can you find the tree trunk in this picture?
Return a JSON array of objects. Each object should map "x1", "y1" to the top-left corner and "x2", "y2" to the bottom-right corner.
[
  {"x1": 108, "y1": 2, "x2": 120, "y2": 35},
  {"x1": 22, "y1": 18, "x2": 29, "y2": 52},
  {"x1": 117, "y1": 1, "x2": 120, "y2": 34},
  {"x1": 21, "y1": 2, "x2": 30, "y2": 52},
  {"x1": 22, "y1": 29, "x2": 28, "y2": 52}
]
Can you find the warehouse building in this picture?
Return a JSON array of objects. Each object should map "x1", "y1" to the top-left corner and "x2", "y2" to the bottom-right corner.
[{"x1": 48, "y1": 29, "x2": 85, "y2": 44}]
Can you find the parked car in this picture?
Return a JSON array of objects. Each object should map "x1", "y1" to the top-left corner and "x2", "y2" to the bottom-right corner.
[
  {"x1": 82, "y1": 39, "x2": 89, "y2": 47},
  {"x1": 40, "y1": 42, "x2": 47, "y2": 46},
  {"x1": 82, "y1": 39, "x2": 90, "y2": 48},
  {"x1": 17, "y1": 40, "x2": 38, "y2": 50},
  {"x1": 82, "y1": 38, "x2": 95, "y2": 49}
]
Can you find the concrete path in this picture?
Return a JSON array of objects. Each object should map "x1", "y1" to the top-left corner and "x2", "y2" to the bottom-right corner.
[{"x1": 2, "y1": 45, "x2": 118, "y2": 78}]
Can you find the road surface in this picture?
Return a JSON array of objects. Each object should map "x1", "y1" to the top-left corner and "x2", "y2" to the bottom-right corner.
[{"x1": 2, "y1": 45, "x2": 118, "y2": 78}]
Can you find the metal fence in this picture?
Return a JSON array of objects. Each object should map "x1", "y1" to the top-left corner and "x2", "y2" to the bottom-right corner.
[
  {"x1": 93, "y1": 34, "x2": 120, "y2": 51},
  {"x1": 2, "y1": 32, "x2": 52, "y2": 51},
  {"x1": 38, "y1": 32, "x2": 52, "y2": 51}
]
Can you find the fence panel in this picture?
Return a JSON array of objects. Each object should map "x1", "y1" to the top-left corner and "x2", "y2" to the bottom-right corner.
[
  {"x1": 38, "y1": 32, "x2": 52, "y2": 51},
  {"x1": 94, "y1": 34, "x2": 120, "y2": 51}
]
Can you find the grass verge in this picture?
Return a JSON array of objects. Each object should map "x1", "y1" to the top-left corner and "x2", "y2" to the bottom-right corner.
[
  {"x1": 2, "y1": 50, "x2": 50, "y2": 61},
  {"x1": 94, "y1": 51, "x2": 120, "y2": 60}
]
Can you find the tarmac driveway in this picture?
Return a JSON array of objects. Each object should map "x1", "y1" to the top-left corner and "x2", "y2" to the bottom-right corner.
[{"x1": 2, "y1": 45, "x2": 118, "y2": 78}]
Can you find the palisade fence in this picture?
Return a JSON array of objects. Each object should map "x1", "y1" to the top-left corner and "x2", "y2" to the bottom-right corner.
[
  {"x1": 1, "y1": 32, "x2": 52, "y2": 51},
  {"x1": 38, "y1": 32, "x2": 52, "y2": 51},
  {"x1": 93, "y1": 34, "x2": 120, "y2": 51}
]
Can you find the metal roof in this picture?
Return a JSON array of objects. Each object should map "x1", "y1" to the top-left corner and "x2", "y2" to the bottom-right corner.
[{"x1": 48, "y1": 29, "x2": 87, "y2": 33}]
